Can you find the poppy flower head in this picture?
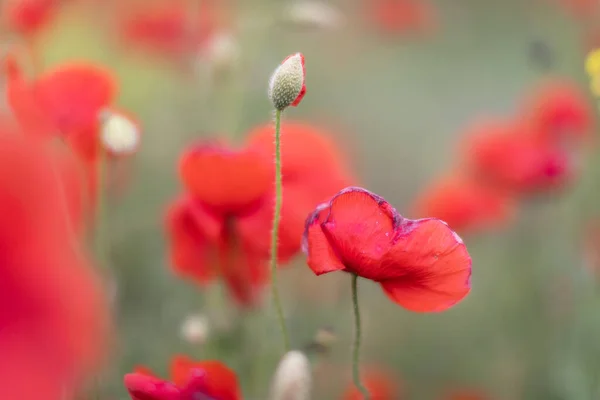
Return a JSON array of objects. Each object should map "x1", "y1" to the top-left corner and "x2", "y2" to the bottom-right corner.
[
  {"x1": 125, "y1": 356, "x2": 241, "y2": 400},
  {"x1": 462, "y1": 119, "x2": 572, "y2": 193},
  {"x1": 174, "y1": 357, "x2": 242, "y2": 400},
  {"x1": 522, "y1": 79, "x2": 593, "y2": 142},
  {"x1": 179, "y1": 141, "x2": 271, "y2": 215},
  {"x1": 304, "y1": 187, "x2": 471, "y2": 312},
  {"x1": 2, "y1": 0, "x2": 58, "y2": 36},
  {"x1": 413, "y1": 173, "x2": 515, "y2": 233},
  {"x1": 368, "y1": 0, "x2": 438, "y2": 35},
  {"x1": 0, "y1": 133, "x2": 109, "y2": 400},
  {"x1": 118, "y1": 0, "x2": 219, "y2": 60},
  {"x1": 124, "y1": 373, "x2": 181, "y2": 400},
  {"x1": 34, "y1": 61, "x2": 118, "y2": 135},
  {"x1": 236, "y1": 121, "x2": 355, "y2": 262},
  {"x1": 341, "y1": 368, "x2": 401, "y2": 400}
]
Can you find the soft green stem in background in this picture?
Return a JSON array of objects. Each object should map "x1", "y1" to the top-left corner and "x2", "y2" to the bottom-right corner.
[
  {"x1": 351, "y1": 274, "x2": 370, "y2": 400},
  {"x1": 94, "y1": 148, "x2": 108, "y2": 268},
  {"x1": 270, "y1": 108, "x2": 290, "y2": 353}
]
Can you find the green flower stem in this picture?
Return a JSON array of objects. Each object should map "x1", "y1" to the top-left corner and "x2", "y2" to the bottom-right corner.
[
  {"x1": 351, "y1": 274, "x2": 370, "y2": 399},
  {"x1": 94, "y1": 148, "x2": 108, "y2": 268},
  {"x1": 270, "y1": 108, "x2": 290, "y2": 353}
]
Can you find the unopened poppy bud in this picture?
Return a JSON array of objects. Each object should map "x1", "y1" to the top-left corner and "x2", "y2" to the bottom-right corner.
[
  {"x1": 180, "y1": 314, "x2": 210, "y2": 345},
  {"x1": 100, "y1": 110, "x2": 140, "y2": 155},
  {"x1": 269, "y1": 350, "x2": 312, "y2": 400},
  {"x1": 268, "y1": 53, "x2": 306, "y2": 111},
  {"x1": 284, "y1": 2, "x2": 343, "y2": 30}
]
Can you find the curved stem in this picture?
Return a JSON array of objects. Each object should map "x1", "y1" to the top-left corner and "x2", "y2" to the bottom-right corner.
[
  {"x1": 351, "y1": 274, "x2": 370, "y2": 399},
  {"x1": 270, "y1": 108, "x2": 290, "y2": 352},
  {"x1": 94, "y1": 149, "x2": 108, "y2": 268}
]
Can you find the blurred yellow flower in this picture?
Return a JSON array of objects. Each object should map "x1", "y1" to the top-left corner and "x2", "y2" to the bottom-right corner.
[{"x1": 585, "y1": 48, "x2": 600, "y2": 77}]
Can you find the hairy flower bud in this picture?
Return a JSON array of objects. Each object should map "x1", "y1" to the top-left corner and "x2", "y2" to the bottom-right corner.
[
  {"x1": 269, "y1": 350, "x2": 312, "y2": 400},
  {"x1": 268, "y1": 53, "x2": 306, "y2": 111},
  {"x1": 100, "y1": 110, "x2": 140, "y2": 155}
]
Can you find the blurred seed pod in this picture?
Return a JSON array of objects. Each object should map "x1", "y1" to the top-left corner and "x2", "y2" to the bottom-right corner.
[
  {"x1": 269, "y1": 350, "x2": 312, "y2": 400},
  {"x1": 180, "y1": 314, "x2": 210, "y2": 345},
  {"x1": 282, "y1": 1, "x2": 344, "y2": 30}
]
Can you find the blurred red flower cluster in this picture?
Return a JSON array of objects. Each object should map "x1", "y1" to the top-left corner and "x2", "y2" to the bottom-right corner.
[
  {"x1": 165, "y1": 122, "x2": 354, "y2": 307},
  {"x1": 415, "y1": 78, "x2": 593, "y2": 234},
  {"x1": 125, "y1": 355, "x2": 241, "y2": 400}
]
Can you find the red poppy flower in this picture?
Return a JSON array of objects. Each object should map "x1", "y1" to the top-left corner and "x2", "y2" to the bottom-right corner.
[
  {"x1": 555, "y1": 0, "x2": 598, "y2": 19},
  {"x1": 125, "y1": 355, "x2": 241, "y2": 400},
  {"x1": 0, "y1": 133, "x2": 109, "y2": 400},
  {"x1": 521, "y1": 79, "x2": 593, "y2": 143},
  {"x1": 303, "y1": 187, "x2": 471, "y2": 312},
  {"x1": 341, "y1": 369, "x2": 401, "y2": 400},
  {"x1": 2, "y1": 0, "x2": 59, "y2": 37},
  {"x1": 461, "y1": 119, "x2": 572, "y2": 194},
  {"x1": 5, "y1": 54, "x2": 118, "y2": 156},
  {"x1": 117, "y1": 0, "x2": 220, "y2": 61},
  {"x1": 366, "y1": 0, "x2": 437, "y2": 35},
  {"x1": 166, "y1": 122, "x2": 354, "y2": 306},
  {"x1": 413, "y1": 173, "x2": 515, "y2": 233}
]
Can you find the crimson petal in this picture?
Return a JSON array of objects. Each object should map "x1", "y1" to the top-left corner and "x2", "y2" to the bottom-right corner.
[{"x1": 380, "y1": 218, "x2": 471, "y2": 312}]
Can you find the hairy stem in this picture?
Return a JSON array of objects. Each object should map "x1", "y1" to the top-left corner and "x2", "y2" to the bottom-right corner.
[
  {"x1": 351, "y1": 274, "x2": 370, "y2": 399},
  {"x1": 270, "y1": 108, "x2": 290, "y2": 352}
]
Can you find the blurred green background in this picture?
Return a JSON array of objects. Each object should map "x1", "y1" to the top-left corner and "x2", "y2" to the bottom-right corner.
[{"x1": 23, "y1": 0, "x2": 600, "y2": 398}]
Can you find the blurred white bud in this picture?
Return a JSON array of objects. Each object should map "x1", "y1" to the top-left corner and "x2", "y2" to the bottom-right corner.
[
  {"x1": 284, "y1": 1, "x2": 343, "y2": 30},
  {"x1": 180, "y1": 314, "x2": 210, "y2": 345},
  {"x1": 206, "y1": 32, "x2": 240, "y2": 72},
  {"x1": 100, "y1": 110, "x2": 140, "y2": 156},
  {"x1": 268, "y1": 53, "x2": 306, "y2": 110},
  {"x1": 269, "y1": 350, "x2": 312, "y2": 400}
]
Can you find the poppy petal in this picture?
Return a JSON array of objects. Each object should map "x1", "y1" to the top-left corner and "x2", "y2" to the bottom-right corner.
[
  {"x1": 170, "y1": 354, "x2": 195, "y2": 387},
  {"x1": 413, "y1": 173, "x2": 515, "y2": 233},
  {"x1": 133, "y1": 366, "x2": 159, "y2": 378},
  {"x1": 165, "y1": 197, "x2": 223, "y2": 285},
  {"x1": 319, "y1": 187, "x2": 399, "y2": 279},
  {"x1": 179, "y1": 142, "x2": 271, "y2": 214},
  {"x1": 303, "y1": 204, "x2": 346, "y2": 276},
  {"x1": 124, "y1": 373, "x2": 181, "y2": 400},
  {"x1": 379, "y1": 218, "x2": 471, "y2": 312},
  {"x1": 218, "y1": 237, "x2": 267, "y2": 308},
  {"x1": 237, "y1": 182, "x2": 324, "y2": 263},
  {"x1": 34, "y1": 62, "x2": 117, "y2": 134},
  {"x1": 179, "y1": 361, "x2": 242, "y2": 400}
]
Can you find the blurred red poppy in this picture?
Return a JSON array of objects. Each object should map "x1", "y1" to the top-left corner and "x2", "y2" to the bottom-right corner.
[
  {"x1": 521, "y1": 79, "x2": 593, "y2": 143},
  {"x1": 555, "y1": 0, "x2": 598, "y2": 19},
  {"x1": 366, "y1": 0, "x2": 437, "y2": 35},
  {"x1": 303, "y1": 187, "x2": 471, "y2": 312},
  {"x1": 125, "y1": 355, "x2": 241, "y2": 400},
  {"x1": 341, "y1": 369, "x2": 401, "y2": 400},
  {"x1": 461, "y1": 119, "x2": 572, "y2": 194},
  {"x1": 2, "y1": 0, "x2": 59, "y2": 37},
  {"x1": 4, "y1": 53, "x2": 118, "y2": 160},
  {"x1": 117, "y1": 0, "x2": 220, "y2": 62},
  {"x1": 166, "y1": 122, "x2": 354, "y2": 307},
  {"x1": 413, "y1": 173, "x2": 515, "y2": 233},
  {"x1": 0, "y1": 132, "x2": 109, "y2": 400}
]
